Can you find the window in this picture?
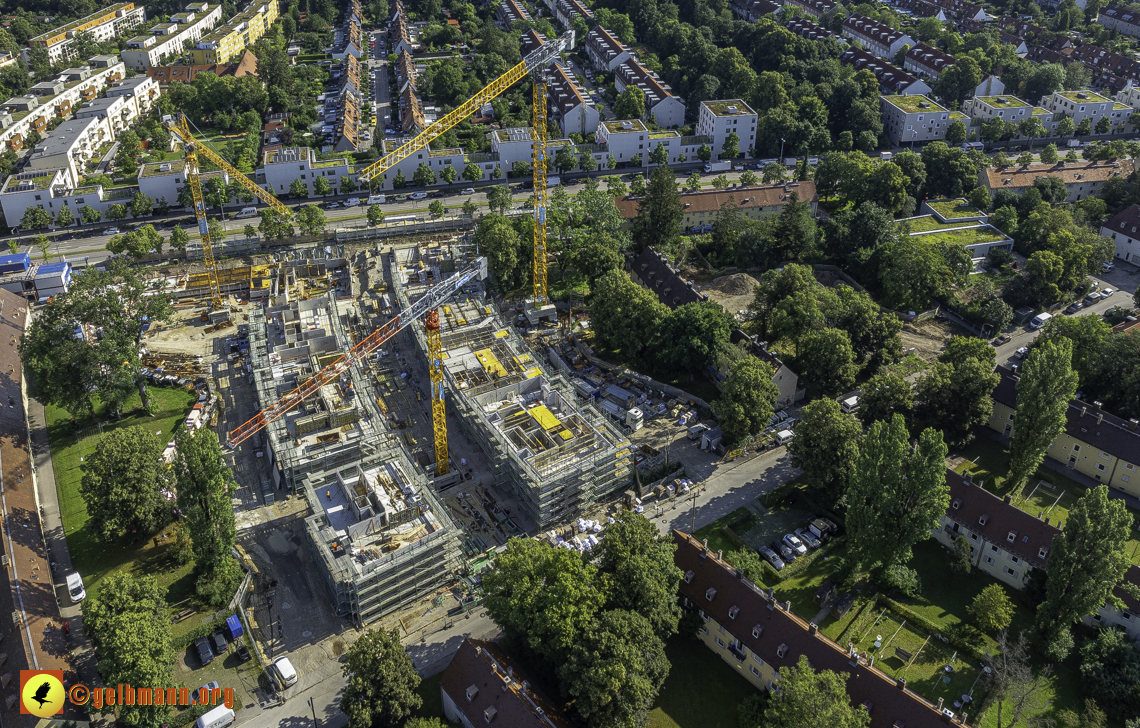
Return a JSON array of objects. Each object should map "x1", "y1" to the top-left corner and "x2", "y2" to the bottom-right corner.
[
  {"x1": 1007, "y1": 531, "x2": 1017, "y2": 542},
  {"x1": 1039, "y1": 547, "x2": 1048, "y2": 559},
  {"x1": 751, "y1": 665, "x2": 761, "y2": 677},
  {"x1": 990, "y1": 544, "x2": 999, "y2": 553},
  {"x1": 1005, "y1": 567, "x2": 1019, "y2": 578},
  {"x1": 728, "y1": 606, "x2": 740, "y2": 620},
  {"x1": 753, "y1": 653, "x2": 764, "y2": 666},
  {"x1": 979, "y1": 515, "x2": 989, "y2": 526},
  {"x1": 705, "y1": 587, "x2": 716, "y2": 601},
  {"x1": 1101, "y1": 451, "x2": 1112, "y2": 460},
  {"x1": 684, "y1": 570, "x2": 694, "y2": 584},
  {"x1": 699, "y1": 626, "x2": 709, "y2": 635},
  {"x1": 776, "y1": 643, "x2": 788, "y2": 658},
  {"x1": 752, "y1": 625, "x2": 763, "y2": 639},
  {"x1": 985, "y1": 556, "x2": 995, "y2": 565},
  {"x1": 1124, "y1": 475, "x2": 1132, "y2": 483},
  {"x1": 1073, "y1": 444, "x2": 1081, "y2": 452},
  {"x1": 970, "y1": 533, "x2": 979, "y2": 541},
  {"x1": 699, "y1": 610, "x2": 709, "y2": 623},
  {"x1": 1092, "y1": 614, "x2": 1102, "y2": 622},
  {"x1": 1097, "y1": 463, "x2": 1107, "y2": 472},
  {"x1": 716, "y1": 637, "x2": 727, "y2": 648},
  {"x1": 1126, "y1": 463, "x2": 1136, "y2": 471},
  {"x1": 952, "y1": 499, "x2": 961, "y2": 510},
  {"x1": 1124, "y1": 612, "x2": 1134, "y2": 621},
  {"x1": 1010, "y1": 555, "x2": 1020, "y2": 564}
]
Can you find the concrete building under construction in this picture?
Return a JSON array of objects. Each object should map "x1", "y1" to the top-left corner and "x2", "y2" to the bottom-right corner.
[
  {"x1": 391, "y1": 244, "x2": 633, "y2": 530},
  {"x1": 302, "y1": 442, "x2": 460, "y2": 625}
]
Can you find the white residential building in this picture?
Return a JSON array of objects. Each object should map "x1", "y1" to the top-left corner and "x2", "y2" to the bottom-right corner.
[
  {"x1": 121, "y1": 4, "x2": 224, "y2": 71},
  {"x1": 22, "y1": 2, "x2": 147, "y2": 66},
  {"x1": 549, "y1": 63, "x2": 600, "y2": 137},
  {"x1": 1096, "y1": 4, "x2": 1140, "y2": 38},
  {"x1": 75, "y1": 95, "x2": 135, "y2": 140},
  {"x1": 842, "y1": 14, "x2": 915, "y2": 60},
  {"x1": 1039, "y1": 89, "x2": 1129, "y2": 130},
  {"x1": 695, "y1": 100, "x2": 757, "y2": 161},
  {"x1": 880, "y1": 94, "x2": 949, "y2": 144},
  {"x1": 585, "y1": 26, "x2": 632, "y2": 72},
  {"x1": 1100, "y1": 202, "x2": 1140, "y2": 263},
  {"x1": 25, "y1": 116, "x2": 109, "y2": 183},
  {"x1": 613, "y1": 59, "x2": 685, "y2": 128},
  {"x1": 105, "y1": 76, "x2": 163, "y2": 117}
]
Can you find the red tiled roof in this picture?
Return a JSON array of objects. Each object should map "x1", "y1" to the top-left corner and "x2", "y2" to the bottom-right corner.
[{"x1": 439, "y1": 640, "x2": 573, "y2": 728}]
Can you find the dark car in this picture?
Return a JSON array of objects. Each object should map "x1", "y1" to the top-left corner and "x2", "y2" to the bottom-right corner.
[
  {"x1": 209, "y1": 630, "x2": 229, "y2": 654},
  {"x1": 1065, "y1": 301, "x2": 1083, "y2": 315},
  {"x1": 193, "y1": 636, "x2": 214, "y2": 666},
  {"x1": 237, "y1": 645, "x2": 252, "y2": 663},
  {"x1": 772, "y1": 540, "x2": 796, "y2": 563}
]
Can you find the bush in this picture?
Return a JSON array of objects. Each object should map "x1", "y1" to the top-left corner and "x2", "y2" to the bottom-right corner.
[
  {"x1": 880, "y1": 596, "x2": 987, "y2": 662},
  {"x1": 878, "y1": 564, "x2": 922, "y2": 597},
  {"x1": 175, "y1": 615, "x2": 229, "y2": 651}
]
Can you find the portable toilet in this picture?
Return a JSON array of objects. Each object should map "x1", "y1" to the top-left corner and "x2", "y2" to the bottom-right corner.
[{"x1": 225, "y1": 614, "x2": 244, "y2": 640}]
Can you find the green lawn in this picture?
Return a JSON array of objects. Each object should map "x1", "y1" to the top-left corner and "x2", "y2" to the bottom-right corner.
[
  {"x1": 47, "y1": 386, "x2": 201, "y2": 609},
  {"x1": 912, "y1": 227, "x2": 1007, "y2": 246},
  {"x1": 408, "y1": 673, "x2": 446, "y2": 722},
  {"x1": 648, "y1": 636, "x2": 760, "y2": 728},
  {"x1": 927, "y1": 199, "x2": 982, "y2": 220},
  {"x1": 692, "y1": 507, "x2": 752, "y2": 557},
  {"x1": 903, "y1": 216, "x2": 976, "y2": 233}
]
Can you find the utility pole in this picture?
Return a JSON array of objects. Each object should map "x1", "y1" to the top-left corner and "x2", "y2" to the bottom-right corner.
[
  {"x1": 310, "y1": 696, "x2": 319, "y2": 727},
  {"x1": 779, "y1": 138, "x2": 786, "y2": 165}
]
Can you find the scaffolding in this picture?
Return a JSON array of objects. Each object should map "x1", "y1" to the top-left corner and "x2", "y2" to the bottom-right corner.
[{"x1": 390, "y1": 244, "x2": 632, "y2": 530}]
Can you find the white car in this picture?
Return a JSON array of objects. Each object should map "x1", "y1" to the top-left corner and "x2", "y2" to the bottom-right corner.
[
  {"x1": 794, "y1": 528, "x2": 821, "y2": 549},
  {"x1": 66, "y1": 572, "x2": 86, "y2": 603},
  {"x1": 409, "y1": 191, "x2": 428, "y2": 200},
  {"x1": 1103, "y1": 287, "x2": 1115, "y2": 297},
  {"x1": 344, "y1": 198, "x2": 360, "y2": 207},
  {"x1": 782, "y1": 534, "x2": 808, "y2": 556},
  {"x1": 326, "y1": 202, "x2": 341, "y2": 209},
  {"x1": 1015, "y1": 347, "x2": 1029, "y2": 359},
  {"x1": 270, "y1": 656, "x2": 298, "y2": 688},
  {"x1": 460, "y1": 187, "x2": 476, "y2": 195}
]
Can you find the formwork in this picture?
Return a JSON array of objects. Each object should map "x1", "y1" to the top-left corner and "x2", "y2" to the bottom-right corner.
[
  {"x1": 302, "y1": 443, "x2": 461, "y2": 626},
  {"x1": 390, "y1": 244, "x2": 632, "y2": 530}
]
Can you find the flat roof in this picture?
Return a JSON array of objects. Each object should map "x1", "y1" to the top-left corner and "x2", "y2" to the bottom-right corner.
[
  {"x1": 1058, "y1": 90, "x2": 1110, "y2": 103},
  {"x1": 30, "y1": 116, "x2": 102, "y2": 158},
  {"x1": 882, "y1": 95, "x2": 946, "y2": 113},
  {"x1": 702, "y1": 99, "x2": 756, "y2": 116},
  {"x1": 602, "y1": 119, "x2": 647, "y2": 133},
  {"x1": 977, "y1": 95, "x2": 1029, "y2": 107}
]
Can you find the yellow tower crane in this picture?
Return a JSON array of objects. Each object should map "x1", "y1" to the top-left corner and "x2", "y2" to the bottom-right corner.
[
  {"x1": 356, "y1": 32, "x2": 573, "y2": 474},
  {"x1": 164, "y1": 112, "x2": 294, "y2": 310}
]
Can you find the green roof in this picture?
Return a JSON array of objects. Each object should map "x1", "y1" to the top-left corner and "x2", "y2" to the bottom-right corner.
[
  {"x1": 140, "y1": 160, "x2": 186, "y2": 177},
  {"x1": 603, "y1": 120, "x2": 646, "y2": 133},
  {"x1": 912, "y1": 226, "x2": 1008, "y2": 247},
  {"x1": 949, "y1": 111, "x2": 968, "y2": 119},
  {"x1": 977, "y1": 95, "x2": 1029, "y2": 108},
  {"x1": 927, "y1": 198, "x2": 983, "y2": 220},
  {"x1": 1114, "y1": 103, "x2": 1131, "y2": 110},
  {"x1": 702, "y1": 100, "x2": 755, "y2": 117},
  {"x1": 902, "y1": 215, "x2": 975, "y2": 233},
  {"x1": 883, "y1": 95, "x2": 946, "y2": 113},
  {"x1": 1058, "y1": 90, "x2": 1109, "y2": 103},
  {"x1": 313, "y1": 158, "x2": 349, "y2": 167},
  {"x1": 649, "y1": 131, "x2": 679, "y2": 139}
]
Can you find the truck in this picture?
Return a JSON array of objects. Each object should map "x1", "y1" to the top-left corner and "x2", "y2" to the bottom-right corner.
[{"x1": 703, "y1": 161, "x2": 731, "y2": 173}]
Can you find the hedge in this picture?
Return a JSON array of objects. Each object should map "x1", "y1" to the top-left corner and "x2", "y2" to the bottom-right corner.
[{"x1": 175, "y1": 615, "x2": 229, "y2": 651}]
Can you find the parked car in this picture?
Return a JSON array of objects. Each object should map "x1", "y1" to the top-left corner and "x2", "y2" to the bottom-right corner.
[
  {"x1": 236, "y1": 645, "x2": 252, "y2": 663},
  {"x1": 192, "y1": 681, "x2": 220, "y2": 704},
  {"x1": 758, "y1": 547, "x2": 785, "y2": 571},
  {"x1": 1104, "y1": 261, "x2": 1116, "y2": 272},
  {"x1": 409, "y1": 191, "x2": 428, "y2": 200},
  {"x1": 65, "y1": 572, "x2": 86, "y2": 603},
  {"x1": 1103, "y1": 287, "x2": 1115, "y2": 297},
  {"x1": 1084, "y1": 292, "x2": 1103, "y2": 305},
  {"x1": 428, "y1": 190, "x2": 445, "y2": 198},
  {"x1": 460, "y1": 187, "x2": 475, "y2": 195},
  {"x1": 326, "y1": 202, "x2": 341, "y2": 209},
  {"x1": 1015, "y1": 347, "x2": 1029, "y2": 359},
  {"x1": 104, "y1": 227, "x2": 120, "y2": 235},
  {"x1": 783, "y1": 533, "x2": 808, "y2": 556},
  {"x1": 344, "y1": 197, "x2": 361, "y2": 207},
  {"x1": 773, "y1": 540, "x2": 796, "y2": 563},
  {"x1": 209, "y1": 630, "x2": 229, "y2": 654},
  {"x1": 1064, "y1": 302, "x2": 1083, "y2": 315},
  {"x1": 794, "y1": 527, "x2": 821, "y2": 549},
  {"x1": 193, "y1": 637, "x2": 214, "y2": 666}
]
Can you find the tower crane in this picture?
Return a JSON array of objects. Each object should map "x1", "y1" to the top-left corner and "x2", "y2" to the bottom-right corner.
[
  {"x1": 164, "y1": 112, "x2": 294, "y2": 310},
  {"x1": 354, "y1": 32, "x2": 573, "y2": 472}
]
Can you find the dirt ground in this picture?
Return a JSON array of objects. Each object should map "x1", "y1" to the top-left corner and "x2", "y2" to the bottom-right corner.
[
  {"x1": 899, "y1": 318, "x2": 964, "y2": 361},
  {"x1": 695, "y1": 272, "x2": 759, "y2": 318}
]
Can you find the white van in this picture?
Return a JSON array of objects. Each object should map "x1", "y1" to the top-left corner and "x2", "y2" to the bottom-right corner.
[
  {"x1": 776, "y1": 429, "x2": 794, "y2": 445},
  {"x1": 367, "y1": 194, "x2": 386, "y2": 204},
  {"x1": 66, "y1": 572, "x2": 86, "y2": 603},
  {"x1": 196, "y1": 705, "x2": 235, "y2": 728},
  {"x1": 1029, "y1": 312, "x2": 1053, "y2": 330},
  {"x1": 270, "y1": 656, "x2": 298, "y2": 688},
  {"x1": 235, "y1": 207, "x2": 258, "y2": 219},
  {"x1": 840, "y1": 396, "x2": 859, "y2": 414},
  {"x1": 345, "y1": 197, "x2": 361, "y2": 207}
]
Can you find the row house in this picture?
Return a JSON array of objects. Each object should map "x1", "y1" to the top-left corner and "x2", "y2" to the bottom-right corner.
[
  {"x1": 390, "y1": 4, "x2": 419, "y2": 57},
  {"x1": 548, "y1": 0, "x2": 593, "y2": 30},
  {"x1": 145, "y1": 48, "x2": 259, "y2": 87},
  {"x1": 1100, "y1": 203, "x2": 1140, "y2": 263},
  {"x1": 958, "y1": 18, "x2": 1030, "y2": 54},
  {"x1": 673, "y1": 531, "x2": 969, "y2": 728},
  {"x1": 330, "y1": 0, "x2": 363, "y2": 60},
  {"x1": 933, "y1": 468, "x2": 1137, "y2": 639},
  {"x1": 994, "y1": 15, "x2": 1051, "y2": 41},
  {"x1": 24, "y1": 2, "x2": 147, "y2": 66},
  {"x1": 786, "y1": 17, "x2": 838, "y2": 42},
  {"x1": 989, "y1": 365, "x2": 1140, "y2": 496},
  {"x1": 549, "y1": 62, "x2": 599, "y2": 137},
  {"x1": 1069, "y1": 43, "x2": 1140, "y2": 84},
  {"x1": 936, "y1": 0, "x2": 986, "y2": 20},
  {"x1": 495, "y1": 0, "x2": 530, "y2": 28},
  {"x1": 585, "y1": 25, "x2": 632, "y2": 72},
  {"x1": 842, "y1": 14, "x2": 915, "y2": 60},
  {"x1": 1096, "y1": 4, "x2": 1140, "y2": 37},
  {"x1": 904, "y1": 43, "x2": 955, "y2": 79},
  {"x1": 695, "y1": 99, "x2": 757, "y2": 161},
  {"x1": 520, "y1": 29, "x2": 547, "y2": 56},
  {"x1": 120, "y1": 4, "x2": 223, "y2": 71},
  {"x1": 782, "y1": 0, "x2": 837, "y2": 19},
  {"x1": 613, "y1": 58, "x2": 686, "y2": 128},
  {"x1": 841, "y1": 47, "x2": 931, "y2": 96},
  {"x1": 439, "y1": 640, "x2": 574, "y2": 728},
  {"x1": 0, "y1": 57, "x2": 126, "y2": 154},
  {"x1": 187, "y1": 0, "x2": 279, "y2": 65},
  {"x1": 981, "y1": 159, "x2": 1133, "y2": 202},
  {"x1": 880, "y1": 94, "x2": 950, "y2": 144},
  {"x1": 730, "y1": 0, "x2": 781, "y2": 21},
  {"x1": 395, "y1": 50, "x2": 426, "y2": 136},
  {"x1": 892, "y1": 0, "x2": 947, "y2": 20},
  {"x1": 618, "y1": 182, "x2": 819, "y2": 234}
]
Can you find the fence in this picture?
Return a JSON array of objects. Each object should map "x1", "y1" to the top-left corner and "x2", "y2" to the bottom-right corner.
[{"x1": 335, "y1": 216, "x2": 475, "y2": 242}]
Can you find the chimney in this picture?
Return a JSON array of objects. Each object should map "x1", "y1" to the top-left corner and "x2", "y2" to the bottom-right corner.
[
  {"x1": 785, "y1": 600, "x2": 792, "y2": 612},
  {"x1": 1044, "y1": 516, "x2": 1050, "y2": 525},
  {"x1": 1095, "y1": 400, "x2": 1103, "y2": 409},
  {"x1": 1081, "y1": 406, "x2": 1088, "y2": 417},
  {"x1": 702, "y1": 538, "x2": 709, "y2": 550},
  {"x1": 897, "y1": 677, "x2": 907, "y2": 690},
  {"x1": 1003, "y1": 494, "x2": 1013, "y2": 504},
  {"x1": 717, "y1": 550, "x2": 723, "y2": 561},
  {"x1": 809, "y1": 622, "x2": 818, "y2": 635},
  {"x1": 1130, "y1": 419, "x2": 1139, "y2": 431},
  {"x1": 938, "y1": 698, "x2": 944, "y2": 711},
  {"x1": 1097, "y1": 412, "x2": 1104, "y2": 425}
]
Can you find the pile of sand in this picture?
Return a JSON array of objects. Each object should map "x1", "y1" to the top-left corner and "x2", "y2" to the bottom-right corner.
[{"x1": 708, "y1": 273, "x2": 759, "y2": 296}]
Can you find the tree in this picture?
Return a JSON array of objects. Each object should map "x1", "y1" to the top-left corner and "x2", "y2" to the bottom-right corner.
[
  {"x1": 554, "y1": 144, "x2": 577, "y2": 174},
  {"x1": 846, "y1": 414, "x2": 949, "y2": 571},
  {"x1": 55, "y1": 206, "x2": 73, "y2": 227},
  {"x1": 33, "y1": 234, "x2": 51, "y2": 262},
  {"x1": 463, "y1": 163, "x2": 482, "y2": 182},
  {"x1": 631, "y1": 166, "x2": 682, "y2": 252},
  {"x1": 1057, "y1": 115, "x2": 1075, "y2": 139},
  {"x1": 594, "y1": 512, "x2": 683, "y2": 635},
  {"x1": 486, "y1": 185, "x2": 513, "y2": 215},
  {"x1": 579, "y1": 152, "x2": 598, "y2": 173},
  {"x1": 259, "y1": 209, "x2": 294, "y2": 240},
  {"x1": 393, "y1": 169, "x2": 407, "y2": 188},
  {"x1": 946, "y1": 119, "x2": 968, "y2": 145},
  {"x1": 614, "y1": 85, "x2": 646, "y2": 120},
  {"x1": 970, "y1": 584, "x2": 1015, "y2": 633},
  {"x1": 606, "y1": 176, "x2": 629, "y2": 197},
  {"x1": 561, "y1": 610, "x2": 670, "y2": 728},
  {"x1": 1040, "y1": 143, "x2": 1060, "y2": 164},
  {"x1": 243, "y1": 224, "x2": 257, "y2": 241},
  {"x1": 79, "y1": 426, "x2": 170, "y2": 541},
  {"x1": 170, "y1": 225, "x2": 190, "y2": 251},
  {"x1": 107, "y1": 224, "x2": 164, "y2": 259},
  {"x1": 483, "y1": 538, "x2": 606, "y2": 664},
  {"x1": 788, "y1": 399, "x2": 862, "y2": 505},
  {"x1": 290, "y1": 177, "x2": 309, "y2": 198},
  {"x1": 859, "y1": 372, "x2": 913, "y2": 427},
  {"x1": 367, "y1": 204, "x2": 386, "y2": 226},
  {"x1": 81, "y1": 205, "x2": 102, "y2": 224},
  {"x1": 655, "y1": 302, "x2": 733, "y2": 376},
  {"x1": 439, "y1": 165, "x2": 457, "y2": 184},
  {"x1": 115, "y1": 130, "x2": 142, "y2": 174},
  {"x1": 107, "y1": 203, "x2": 128, "y2": 221},
  {"x1": 1079, "y1": 626, "x2": 1140, "y2": 721},
  {"x1": 462, "y1": 199, "x2": 477, "y2": 217},
  {"x1": 986, "y1": 631, "x2": 1055, "y2": 728},
  {"x1": 762, "y1": 162, "x2": 787, "y2": 184},
  {"x1": 1007, "y1": 338, "x2": 1080, "y2": 496},
  {"x1": 764, "y1": 655, "x2": 870, "y2": 728},
  {"x1": 589, "y1": 269, "x2": 668, "y2": 365},
  {"x1": 722, "y1": 131, "x2": 740, "y2": 159},
  {"x1": 340, "y1": 628, "x2": 422, "y2": 728},
  {"x1": 1036, "y1": 486, "x2": 1133, "y2": 660},
  {"x1": 20, "y1": 260, "x2": 173, "y2": 417},
  {"x1": 296, "y1": 205, "x2": 327, "y2": 236},
  {"x1": 474, "y1": 215, "x2": 525, "y2": 292},
  {"x1": 428, "y1": 199, "x2": 446, "y2": 218},
  {"x1": 711, "y1": 174, "x2": 729, "y2": 189},
  {"x1": 1077, "y1": 117, "x2": 1093, "y2": 136},
  {"x1": 314, "y1": 176, "x2": 333, "y2": 197},
  {"x1": 1096, "y1": 115, "x2": 1112, "y2": 134},
  {"x1": 649, "y1": 142, "x2": 669, "y2": 166},
  {"x1": 740, "y1": 169, "x2": 759, "y2": 186},
  {"x1": 129, "y1": 191, "x2": 153, "y2": 218},
  {"x1": 914, "y1": 356, "x2": 999, "y2": 448},
  {"x1": 630, "y1": 175, "x2": 646, "y2": 196},
  {"x1": 339, "y1": 175, "x2": 357, "y2": 194},
  {"x1": 796, "y1": 328, "x2": 858, "y2": 398},
  {"x1": 172, "y1": 428, "x2": 241, "y2": 605},
  {"x1": 714, "y1": 357, "x2": 778, "y2": 446},
  {"x1": 20, "y1": 206, "x2": 52, "y2": 230},
  {"x1": 697, "y1": 143, "x2": 712, "y2": 163},
  {"x1": 81, "y1": 573, "x2": 174, "y2": 728}
]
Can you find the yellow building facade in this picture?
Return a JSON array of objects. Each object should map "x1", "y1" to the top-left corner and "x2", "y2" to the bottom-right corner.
[{"x1": 187, "y1": 0, "x2": 279, "y2": 65}]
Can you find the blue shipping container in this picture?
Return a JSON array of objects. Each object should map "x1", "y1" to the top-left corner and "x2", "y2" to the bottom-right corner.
[
  {"x1": 0, "y1": 252, "x2": 30, "y2": 275},
  {"x1": 225, "y1": 614, "x2": 244, "y2": 640},
  {"x1": 35, "y1": 262, "x2": 70, "y2": 276}
]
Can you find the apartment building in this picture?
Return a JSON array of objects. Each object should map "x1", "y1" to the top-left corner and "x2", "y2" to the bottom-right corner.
[
  {"x1": 904, "y1": 43, "x2": 955, "y2": 79},
  {"x1": 520, "y1": 29, "x2": 547, "y2": 57},
  {"x1": 730, "y1": 0, "x2": 780, "y2": 21},
  {"x1": 549, "y1": 63, "x2": 599, "y2": 137},
  {"x1": 395, "y1": 50, "x2": 426, "y2": 136},
  {"x1": 495, "y1": 0, "x2": 530, "y2": 27},
  {"x1": 0, "y1": 57, "x2": 126, "y2": 153},
  {"x1": 585, "y1": 26, "x2": 632, "y2": 72},
  {"x1": 960, "y1": 94, "x2": 1037, "y2": 125},
  {"x1": 1100, "y1": 203, "x2": 1140, "y2": 263},
  {"x1": 23, "y1": 2, "x2": 147, "y2": 66},
  {"x1": 26, "y1": 116, "x2": 110, "y2": 183},
  {"x1": 1039, "y1": 89, "x2": 1130, "y2": 130},
  {"x1": 841, "y1": 47, "x2": 931, "y2": 95},
  {"x1": 105, "y1": 76, "x2": 162, "y2": 117},
  {"x1": 695, "y1": 100, "x2": 757, "y2": 161},
  {"x1": 616, "y1": 182, "x2": 819, "y2": 231},
  {"x1": 880, "y1": 95, "x2": 949, "y2": 144},
  {"x1": 261, "y1": 147, "x2": 355, "y2": 197},
  {"x1": 145, "y1": 49, "x2": 259, "y2": 87},
  {"x1": 932, "y1": 468, "x2": 1140, "y2": 637},
  {"x1": 549, "y1": 0, "x2": 593, "y2": 29},
  {"x1": 980, "y1": 159, "x2": 1134, "y2": 202},
  {"x1": 782, "y1": 0, "x2": 837, "y2": 18},
  {"x1": 439, "y1": 640, "x2": 573, "y2": 728},
  {"x1": 1096, "y1": 4, "x2": 1140, "y2": 36},
  {"x1": 842, "y1": 14, "x2": 915, "y2": 60},
  {"x1": 188, "y1": 0, "x2": 279, "y2": 65},
  {"x1": 121, "y1": 4, "x2": 223, "y2": 70},
  {"x1": 75, "y1": 95, "x2": 135, "y2": 140},
  {"x1": 674, "y1": 531, "x2": 963, "y2": 728},
  {"x1": 786, "y1": 17, "x2": 838, "y2": 41},
  {"x1": 989, "y1": 365, "x2": 1140, "y2": 496},
  {"x1": 613, "y1": 59, "x2": 685, "y2": 128},
  {"x1": 390, "y1": 5, "x2": 419, "y2": 57}
]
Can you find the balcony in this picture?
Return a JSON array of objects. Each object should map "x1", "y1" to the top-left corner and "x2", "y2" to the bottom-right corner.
[{"x1": 7, "y1": 135, "x2": 22, "y2": 150}]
